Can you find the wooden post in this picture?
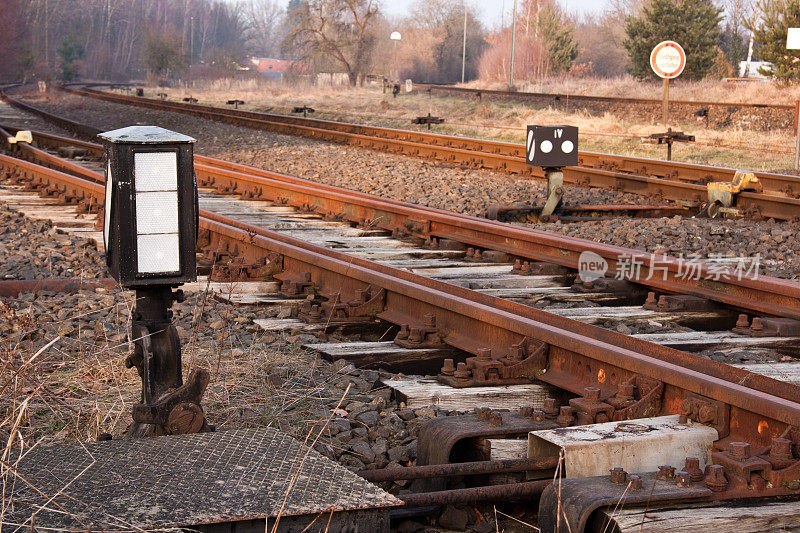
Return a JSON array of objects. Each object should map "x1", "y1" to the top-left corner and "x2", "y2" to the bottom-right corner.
[
  {"x1": 662, "y1": 78, "x2": 669, "y2": 126},
  {"x1": 795, "y1": 100, "x2": 800, "y2": 171}
]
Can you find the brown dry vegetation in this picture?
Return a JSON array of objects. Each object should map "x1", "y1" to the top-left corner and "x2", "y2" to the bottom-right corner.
[{"x1": 139, "y1": 77, "x2": 799, "y2": 172}]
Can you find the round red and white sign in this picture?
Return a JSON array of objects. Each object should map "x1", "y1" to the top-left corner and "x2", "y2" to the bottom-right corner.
[{"x1": 650, "y1": 41, "x2": 686, "y2": 79}]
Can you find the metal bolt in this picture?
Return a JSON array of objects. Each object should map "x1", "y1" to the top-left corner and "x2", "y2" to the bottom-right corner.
[
  {"x1": 477, "y1": 407, "x2": 491, "y2": 420},
  {"x1": 684, "y1": 457, "x2": 704, "y2": 481},
  {"x1": 676, "y1": 471, "x2": 692, "y2": 487},
  {"x1": 678, "y1": 413, "x2": 688, "y2": 424},
  {"x1": 751, "y1": 317, "x2": 764, "y2": 332},
  {"x1": 645, "y1": 292, "x2": 657, "y2": 305},
  {"x1": 557, "y1": 406, "x2": 574, "y2": 428},
  {"x1": 610, "y1": 466, "x2": 627, "y2": 484},
  {"x1": 680, "y1": 398, "x2": 694, "y2": 416},
  {"x1": 533, "y1": 409, "x2": 546, "y2": 422},
  {"x1": 489, "y1": 411, "x2": 503, "y2": 426},
  {"x1": 735, "y1": 314, "x2": 749, "y2": 328},
  {"x1": 729, "y1": 442, "x2": 751, "y2": 461},
  {"x1": 617, "y1": 383, "x2": 635, "y2": 401},
  {"x1": 520, "y1": 405, "x2": 533, "y2": 418},
  {"x1": 543, "y1": 398, "x2": 559, "y2": 418},
  {"x1": 584, "y1": 387, "x2": 601, "y2": 402},
  {"x1": 466, "y1": 247, "x2": 475, "y2": 257},
  {"x1": 408, "y1": 327, "x2": 424, "y2": 343},
  {"x1": 657, "y1": 465, "x2": 676, "y2": 480},
  {"x1": 697, "y1": 404, "x2": 715, "y2": 424},
  {"x1": 440, "y1": 359, "x2": 455, "y2": 376},
  {"x1": 704, "y1": 464, "x2": 727, "y2": 492},
  {"x1": 513, "y1": 259, "x2": 522, "y2": 270},
  {"x1": 453, "y1": 362, "x2": 470, "y2": 381},
  {"x1": 309, "y1": 305, "x2": 322, "y2": 319},
  {"x1": 423, "y1": 314, "x2": 436, "y2": 328},
  {"x1": 627, "y1": 474, "x2": 643, "y2": 490},
  {"x1": 771, "y1": 438, "x2": 793, "y2": 461},
  {"x1": 477, "y1": 348, "x2": 492, "y2": 361},
  {"x1": 657, "y1": 295, "x2": 668, "y2": 307},
  {"x1": 396, "y1": 324, "x2": 410, "y2": 340}
]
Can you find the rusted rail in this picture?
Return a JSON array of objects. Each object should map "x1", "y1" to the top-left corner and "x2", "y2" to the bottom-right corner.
[
  {"x1": 6, "y1": 125, "x2": 800, "y2": 321},
  {"x1": 414, "y1": 83, "x2": 795, "y2": 112},
  {"x1": 34, "y1": 84, "x2": 800, "y2": 219},
  {"x1": 357, "y1": 456, "x2": 559, "y2": 482}
]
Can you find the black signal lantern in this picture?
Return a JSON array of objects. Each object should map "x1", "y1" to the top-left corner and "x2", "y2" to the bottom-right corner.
[
  {"x1": 99, "y1": 126, "x2": 209, "y2": 438},
  {"x1": 525, "y1": 125, "x2": 579, "y2": 168},
  {"x1": 525, "y1": 125, "x2": 579, "y2": 220},
  {"x1": 99, "y1": 126, "x2": 198, "y2": 288}
]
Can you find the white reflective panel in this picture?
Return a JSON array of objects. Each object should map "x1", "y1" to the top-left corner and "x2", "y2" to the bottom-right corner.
[
  {"x1": 104, "y1": 162, "x2": 112, "y2": 248},
  {"x1": 134, "y1": 151, "x2": 178, "y2": 192},
  {"x1": 135, "y1": 191, "x2": 179, "y2": 234},
  {"x1": 137, "y1": 233, "x2": 180, "y2": 274}
]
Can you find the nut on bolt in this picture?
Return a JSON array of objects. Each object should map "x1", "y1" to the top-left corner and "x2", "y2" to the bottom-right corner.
[
  {"x1": 584, "y1": 387, "x2": 601, "y2": 403},
  {"x1": 477, "y1": 406, "x2": 491, "y2": 420},
  {"x1": 771, "y1": 437, "x2": 793, "y2": 461},
  {"x1": 477, "y1": 348, "x2": 492, "y2": 361},
  {"x1": 729, "y1": 442, "x2": 751, "y2": 460},
  {"x1": 489, "y1": 411, "x2": 503, "y2": 426},
  {"x1": 704, "y1": 464, "x2": 727, "y2": 492},
  {"x1": 627, "y1": 474, "x2": 643, "y2": 490},
  {"x1": 533, "y1": 409, "x2": 546, "y2": 422},
  {"x1": 453, "y1": 362, "x2": 470, "y2": 381},
  {"x1": 520, "y1": 405, "x2": 534, "y2": 418},
  {"x1": 657, "y1": 465, "x2": 676, "y2": 480},
  {"x1": 676, "y1": 471, "x2": 692, "y2": 487},
  {"x1": 440, "y1": 358, "x2": 455, "y2": 376},
  {"x1": 542, "y1": 398, "x2": 559, "y2": 418},
  {"x1": 610, "y1": 467, "x2": 627, "y2": 484},
  {"x1": 684, "y1": 457, "x2": 704, "y2": 481},
  {"x1": 557, "y1": 406, "x2": 574, "y2": 427}
]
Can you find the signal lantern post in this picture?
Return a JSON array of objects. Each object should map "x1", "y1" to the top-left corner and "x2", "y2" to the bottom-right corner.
[
  {"x1": 650, "y1": 41, "x2": 686, "y2": 127},
  {"x1": 525, "y1": 125, "x2": 579, "y2": 219},
  {"x1": 99, "y1": 126, "x2": 210, "y2": 438}
]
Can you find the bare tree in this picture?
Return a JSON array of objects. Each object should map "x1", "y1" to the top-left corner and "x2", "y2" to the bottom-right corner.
[
  {"x1": 285, "y1": 0, "x2": 380, "y2": 85},
  {"x1": 240, "y1": 0, "x2": 285, "y2": 58}
]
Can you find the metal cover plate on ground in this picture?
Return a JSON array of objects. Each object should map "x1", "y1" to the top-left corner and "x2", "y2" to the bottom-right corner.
[{"x1": 4, "y1": 427, "x2": 401, "y2": 531}]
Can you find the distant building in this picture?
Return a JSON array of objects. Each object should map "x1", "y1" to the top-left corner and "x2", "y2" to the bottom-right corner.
[
  {"x1": 249, "y1": 58, "x2": 310, "y2": 81},
  {"x1": 738, "y1": 61, "x2": 772, "y2": 79}
]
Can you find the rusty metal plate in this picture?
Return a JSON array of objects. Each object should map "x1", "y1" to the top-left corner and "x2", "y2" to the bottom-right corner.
[{"x1": 4, "y1": 427, "x2": 401, "y2": 531}]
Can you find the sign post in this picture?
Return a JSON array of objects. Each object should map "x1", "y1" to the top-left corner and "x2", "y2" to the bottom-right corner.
[
  {"x1": 786, "y1": 29, "x2": 800, "y2": 169},
  {"x1": 650, "y1": 41, "x2": 686, "y2": 126}
]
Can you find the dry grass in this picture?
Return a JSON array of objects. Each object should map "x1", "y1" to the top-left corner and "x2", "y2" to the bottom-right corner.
[
  {"x1": 132, "y1": 79, "x2": 799, "y2": 172},
  {"x1": 466, "y1": 75, "x2": 800, "y2": 106}
]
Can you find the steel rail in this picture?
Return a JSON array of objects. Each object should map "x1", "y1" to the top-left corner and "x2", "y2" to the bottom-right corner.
[
  {"x1": 7, "y1": 85, "x2": 800, "y2": 211},
  {"x1": 7, "y1": 126, "x2": 800, "y2": 321},
  {"x1": 57, "y1": 85, "x2": 800, "y2": 199},
  {"x1": 356, "y1": 456, "x2": 559, "y2": 482},
  {"x1": 414, "y1": 82, "x2": 795, "y2": 112},
  {"x1": 10, "y1": 125, "x2": 800, "y2": 319},
  {"x1": 3, "y1": 154, "x2": 800, "y2": 447}
]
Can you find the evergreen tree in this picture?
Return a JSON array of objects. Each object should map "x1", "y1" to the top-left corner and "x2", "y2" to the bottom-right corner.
[
  {"x1": 57, "y1": 34, "x2": 85, "y2": 82},
  {"x1": 538, "y1": 3, "x2": 578, "y2": 73},
  {"x1": 623, "y1": 0, "x2": 722, "y2": 80},
  {"x1": 748, "y1": 0, "x2": 800, "y2": 82}
]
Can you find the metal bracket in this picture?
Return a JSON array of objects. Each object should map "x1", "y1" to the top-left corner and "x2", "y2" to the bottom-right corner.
[
  {"x1": 706, "y1": 171, "x2": 762, "y2": 217},
  {"x1": 437, "y1": 338, "x2": 548, "y2": 387},
  {"x1": 299, "y1": 287, "x2": 386, "y2": 324},
  {"x1": 540, "y1": 169, "x2": 564, "y2": 219},
  {"x1": 538, "y1": 471, "x2": 712, "y2": 533}
]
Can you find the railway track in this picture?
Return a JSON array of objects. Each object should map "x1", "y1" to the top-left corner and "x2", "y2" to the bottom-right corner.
[
  {"x1": 414, "y1": 82, "x2": 796, "y2": 112},
  {"x1": 3, "y1": 108, "x2": 800, "y2": 529},
  {"x1": 7, "y1": 84, "x2": 800, "y2": 221}
]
